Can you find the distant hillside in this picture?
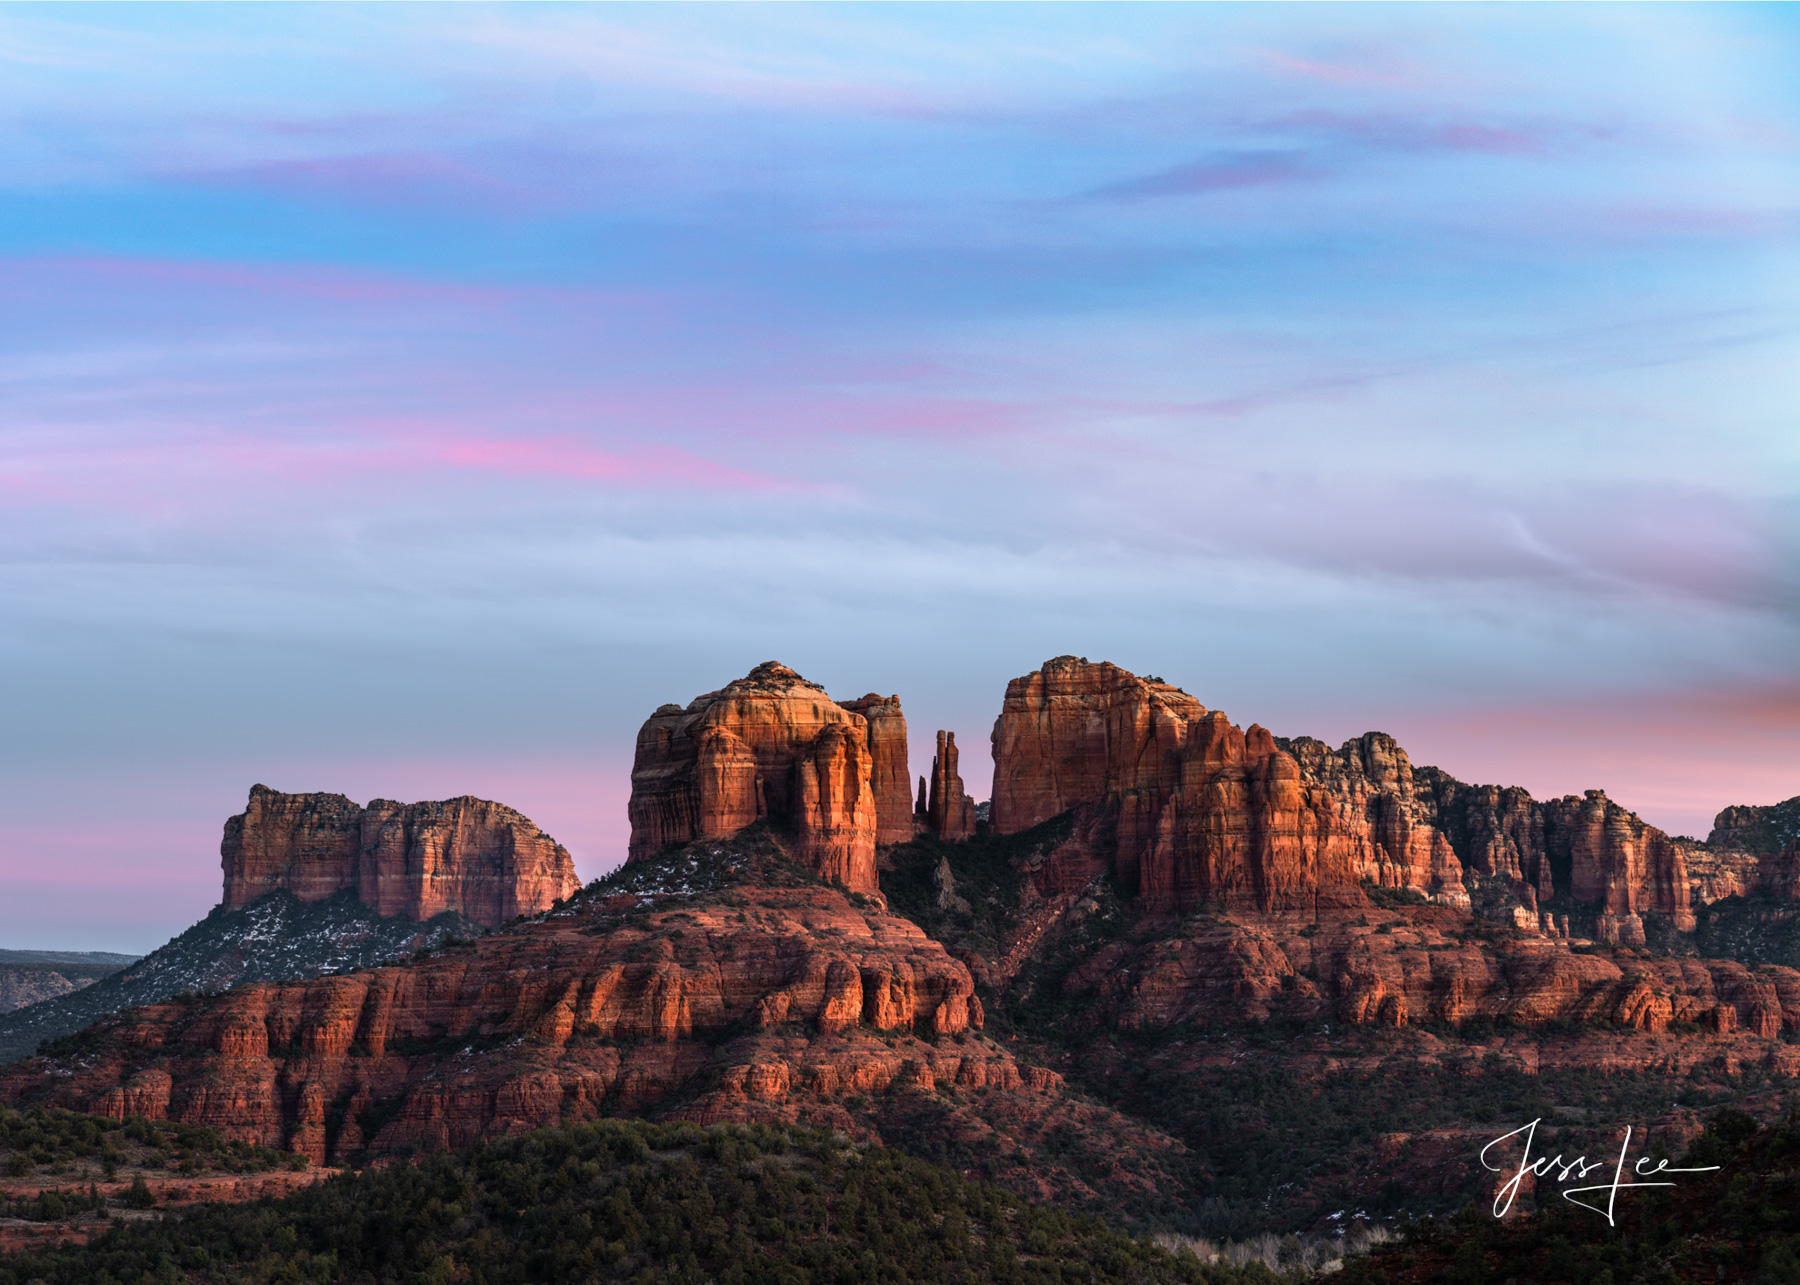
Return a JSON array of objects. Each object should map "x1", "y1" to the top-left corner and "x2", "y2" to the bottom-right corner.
[
  {"x1": 0, "y1": 951, "x2": 138, "y2": 968},
  {"x1": 0, "y1": 954, "x2": 137, "y2": 1018},
  {"x1": 0, "y1": 891, "x2": 479, "y2": 1065}
]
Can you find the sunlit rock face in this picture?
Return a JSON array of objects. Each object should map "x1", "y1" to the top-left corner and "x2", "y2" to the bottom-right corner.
[
  {"x1": 627, "y1": 662, "x2": 889, "y2": 893},
  {"x1": 221, "y1": 786, "x2": 579, "y2": 929},
  {"x1": 985, "y1": 655, "x2": 1800, "y2": 934},
  {"x1": 2, "y1": 852, "x2": 1004, "y2": 1166},
  {"x1": 986, "y1": 656, "x2": 1460, "y2": 913}
]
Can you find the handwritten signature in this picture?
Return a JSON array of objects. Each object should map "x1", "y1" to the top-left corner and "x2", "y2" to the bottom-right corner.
[{"x1": 1479, "y1": 1119, "x2": 1719, "y2": 1226}]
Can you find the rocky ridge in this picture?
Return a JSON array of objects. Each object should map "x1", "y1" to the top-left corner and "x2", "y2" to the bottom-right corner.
[
  {"x1": 987, "y1": 656, "x2": 1796, "y2": 948},
  {"x1": 3, "y1": 654, "x2": 1796, "y2": 1242},
  {"x1": 628, "y1": 663, "x2": 979, "y2": 892}
]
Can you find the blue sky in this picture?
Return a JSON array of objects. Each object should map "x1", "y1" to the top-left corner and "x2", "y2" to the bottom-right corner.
[{"x1": 2, "y1": 3, "x2": 1797, "y2": 950}]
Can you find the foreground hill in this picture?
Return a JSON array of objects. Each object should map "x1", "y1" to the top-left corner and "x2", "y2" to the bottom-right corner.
[
  {"x1": 0, "y1": 1118, "x2": 1280, "y2": 1285},
  {"x1": 0, "y1": 831, "x2": 1201, "y2": 1224}
]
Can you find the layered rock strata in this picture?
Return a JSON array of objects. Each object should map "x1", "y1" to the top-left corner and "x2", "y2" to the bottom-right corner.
[
  {"x1": 628, "y1": 663, "x2": 892, "y2": 891},
  {"x1": 987, "y1": 655, "x2": 1798, "y2": 939},
  {"x1": 1061, "y1": 900, "x2": 1800, "y2": 1048},
  {"x1": 988, "y1": 657, "x2": 1461, "y2": 914},
  {"x1": 0, "y1": 846, "x2": 1049, "y2": 1170},
  {"x1": 222, "y1": 786, "x2": 579, "y2": 929}
]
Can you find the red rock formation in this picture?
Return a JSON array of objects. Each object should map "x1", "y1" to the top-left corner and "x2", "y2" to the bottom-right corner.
[
  {"x1": 220, "y1": 786, "x2": 578, "y2": 929},
  {"x1": 1058, "y1": 898, "x2": 1800, "y2": 1049},
  {"x1": 1283, "y1": 734, "x2": 1468, "y2": 906},
  {"x1": 841, "y1": 695, "x2": 915, "y2": 846},
  {"x1": 989, "y1": 657, "x2": 1205, "y2": 840},
  {"x1": 627, "y1": 663, "x2": 885, "y2": 892},
  {"x1": 925, "y1": 730, "x2": 977, "y2": 841},
  {"x1": 0, "y1": 849, "x2": 1034, "y2": 1168},
  {"x1": 986, "y1": 656, "x2": 1794, "y2": 933},
  {"x1": 988, "y1": 658, "x2": 1463, "y2": 913},
  {"x1": 1709, "y1": 795, "x2": 1800, "y2": 854}
]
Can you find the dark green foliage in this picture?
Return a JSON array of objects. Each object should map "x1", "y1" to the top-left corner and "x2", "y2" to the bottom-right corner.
[
  {"x1": 1361, "y1": 881, "x2": 1433, "y2": 911},
  {"x1": 1346, "y1": 1109, "x2": 1800, "y2": 1284},
  {"x1": 879, "y1": 820, "x2": 1061, "y2": 964},
  {"x1": 123, "y1": 1175, "x2": 156, "y2": 1209},
  {"x1": 0, "y1": 1104, "x2": 292, "y2": 1182},
  {"x1": 1679, "y1": 892, "x2": 1800, "y2": 970},
  {"x1": 0, "y1": 1119, "x2": 1283, "y2": 1285},
  {"x1": 1062, "y1": 1030, "x2": 1760, "y2": 1238}
]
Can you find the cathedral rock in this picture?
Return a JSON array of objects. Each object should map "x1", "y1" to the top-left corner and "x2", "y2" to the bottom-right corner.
[
  {"x1": 221, "y1": 786, "x2": 580, "y2": 929},
  {"x1": 628, "y1": 663, "x2": 920, "y2": 893}
]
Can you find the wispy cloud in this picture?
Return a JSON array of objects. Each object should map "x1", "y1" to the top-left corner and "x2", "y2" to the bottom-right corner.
[{"x1": 0, "y1": 5, "x2": 1796, "y2": 943}]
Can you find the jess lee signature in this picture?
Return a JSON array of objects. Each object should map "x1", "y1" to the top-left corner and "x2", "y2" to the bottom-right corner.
[{"x1": 1479, "y1": 1119, "x2": 1719, "y2": 1225}]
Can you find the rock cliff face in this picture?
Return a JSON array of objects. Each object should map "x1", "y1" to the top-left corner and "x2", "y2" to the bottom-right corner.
[
  {"x1": 222, "y1": 786, "x2": 579, "y2": 929},
  {"x1": 986, "y1": 656, "x2": 1797, "y2": 939},
  {"x1": 628, "y1": 663, "x2": 890, "y2": 891},
  {"x1": 840, "y1": 694, "x2": 916, "y2": 846},
  {"x1": 1710, "y1": 795, "x2": 1800, "y2": 856},
  {"x1": 990, "y1": 657, "x2": 1207, "y2": 841},
  {"x1": 987, "y1": 658, "x2": 1462, "y2": 913}
]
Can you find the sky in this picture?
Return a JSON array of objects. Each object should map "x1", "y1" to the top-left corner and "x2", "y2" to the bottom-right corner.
[{"x1": 1, "y1": 3, "x2": 1797, "y2": 952}]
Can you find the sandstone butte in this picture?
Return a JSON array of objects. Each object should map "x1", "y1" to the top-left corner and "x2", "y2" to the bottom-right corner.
[
  {"x1": 627, "y1": 662, "x2": 976, "y2": 892},
  {"x1": 222, "y1": 785, "x2": 581, "y2": 929}
]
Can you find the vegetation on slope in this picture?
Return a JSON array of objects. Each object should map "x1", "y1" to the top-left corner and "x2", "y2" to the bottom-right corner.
[
  {"x1": 0, "y1": 1118, "x2": 1290, "y2": 1285},
  {"x1": 1342, "y1": 1107, "x2": 1800, "y2": 1284},
  {"x1": 879, "y1": 826, "x2": 1800, "y2": 1242},
  {"x1": 0, "y1": 1104, "x2": 300, "y2": 1187},
  {"x1": 0, "y1": 892, "x2": 481, "y2": 1066}
]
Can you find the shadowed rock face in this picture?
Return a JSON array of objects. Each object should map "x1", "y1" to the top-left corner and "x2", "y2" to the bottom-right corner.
[
  {"x1": 221, "y1": 787, "x2": 579, "y2": 930},
  {"x1": 628, "y1": 663, "x2": 889, "y2": 892}
]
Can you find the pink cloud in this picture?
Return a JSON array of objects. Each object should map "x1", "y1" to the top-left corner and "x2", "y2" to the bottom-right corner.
[
  {"x1": 8, "y1": 253, "x2": 512, "y2": 308},
  {"x1": 1257, "y1": 49, "x2": 1430, "y2": 91}
]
